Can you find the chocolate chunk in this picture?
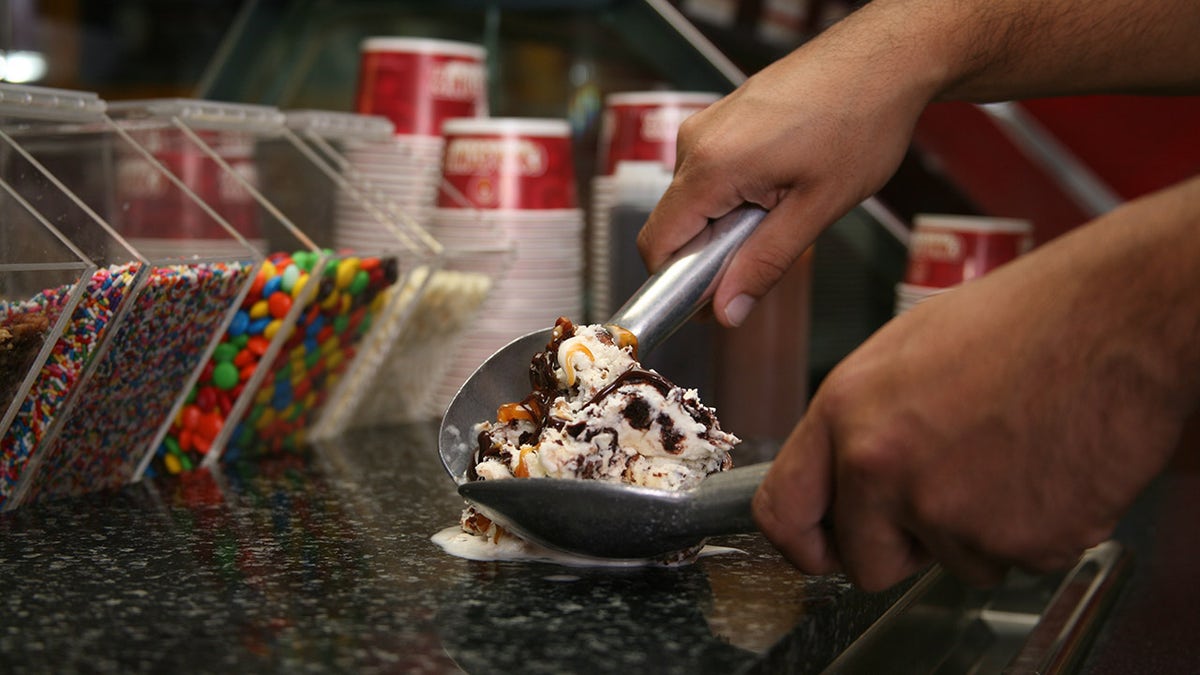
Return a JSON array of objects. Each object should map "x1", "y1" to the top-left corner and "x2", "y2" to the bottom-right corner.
[
  {"x1": 657, "y1": 412, "x2": 684, "y2": 455},
  {"x1": 623, "y1": 396, "x2": 653, "y2": 430}
]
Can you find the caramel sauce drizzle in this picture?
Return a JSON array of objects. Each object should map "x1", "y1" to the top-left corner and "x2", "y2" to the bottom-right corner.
[{"x1": 471, "y1": 318, "x2": 656, "y2": 480}]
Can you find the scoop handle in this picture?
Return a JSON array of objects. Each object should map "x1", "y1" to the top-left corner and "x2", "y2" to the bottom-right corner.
[
  {"x1": 685, "y1": 461, "x2": 772, "y2": 536},
  {"x1": 608, "y1": 204, "x2": 767, "y2": 356}
]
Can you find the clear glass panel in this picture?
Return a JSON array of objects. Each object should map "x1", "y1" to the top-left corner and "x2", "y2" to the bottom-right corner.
[
  {"x1": 103, "y1": 100, "x2": 419, "y2": 474},
  {"x1": 0, "y1": 85, "x2": 261, "y2": 508},
  {"x1": 0, "y1": 171, "x2": 95, "y2": 507},
  {"x1": 282, "y1": 109, "x2": 502, "y2": 440}
]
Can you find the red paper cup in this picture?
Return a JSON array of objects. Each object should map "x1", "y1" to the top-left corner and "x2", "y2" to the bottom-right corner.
[
  {"x1": 116, "y1": 129, "x2": 261, "y2": 241},
  {"x1": 904, "y1": 214, "x2": 1033, "y2": 288},
  {"x1": 355, "y1": 37, "x2": 487, "y2": 137},
  {"x1": 439, "y1": 118, "x2": 577, "y2": 210},
  {"x1": 598, "y1": 91, "x2": 721, "y2": 175}
]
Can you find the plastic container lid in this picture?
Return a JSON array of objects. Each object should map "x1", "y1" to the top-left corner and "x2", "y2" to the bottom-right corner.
[
  {"x1": 100, "y1": 99, "x2": 420, "y2": 476},
  {"x1": 285, "y1": 110, "x2": 396, "y2": 141},
  {"x1": 0, "y1": 193, "x2": 96, "y2": 451},
  {"x1": 106, "y1": 99, "x2": 286, "y2": 134},
  {"x1": 0, "y1": 86, "x2": 264, "y2": 508},
  {"x1": 0, "y1": 84, "x2": 159, "y2": 507},
  {"x1": 0, "y1": 83, "x2": 105, "y2": 121}
]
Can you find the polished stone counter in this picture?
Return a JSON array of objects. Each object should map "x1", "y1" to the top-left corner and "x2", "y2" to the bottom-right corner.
[
  {"x1": 0, "y1": 424, "x2": 910, "y2": 674},
  {"x1": 5, "y1": 421, "x2": 1196, "y2": 673}
]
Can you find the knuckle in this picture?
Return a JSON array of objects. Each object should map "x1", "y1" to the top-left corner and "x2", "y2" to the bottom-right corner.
[
  {"x1": 750, "y1": 483, "x2": 784, "y2": 537},
  {"x1": 814, "y1": 377, "x2": 911, "y2": 488},
  {"x1": 738, "y1": 246, "x2": 795, "y2": 294},
  {"x1": 676, "y1": 132, "x2": 726, "y2": 179},
  {"x1": 675, "y1": 110, "x2": 708, "y2": 146},
  {"x1": 838, "y1": 427, "x2": 911, "y2": 496},
  {"x1": 634, "y1": 224, "x2": 655, "y2": 259},
  {"x1": 908, "y1": 484, "x2": 953, "y2": 532}
]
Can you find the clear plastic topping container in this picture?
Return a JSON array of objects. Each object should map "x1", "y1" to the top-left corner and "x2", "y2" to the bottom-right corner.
[
  {"x1": 0, "y1": 84, "x2": 260, "y2": 508},
  {"x1": 100, "y1": 100, "x2": 420, "y2": 476}
]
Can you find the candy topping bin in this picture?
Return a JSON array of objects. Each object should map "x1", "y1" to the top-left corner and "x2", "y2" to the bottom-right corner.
[
  {"x1": 0, "y1": 171, "x2": 97, "y2": 507},
  {"x1": 279, "y1": 110, "x2": 510, "y2": 437},
  {"x1": 99, "y1": 100, "x2": 420, "y2": 476},
  {"x1": 0, "y1": 84, "x2": 261, "y2": 509},
  {"x1": 314, "y1": 243, "x2": 509, "y2": 437}
]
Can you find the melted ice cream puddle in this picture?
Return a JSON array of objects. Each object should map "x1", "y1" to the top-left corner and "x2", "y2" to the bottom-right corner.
[{"x1": 432, "y1": 526, "x2": 743, "y2": 568}]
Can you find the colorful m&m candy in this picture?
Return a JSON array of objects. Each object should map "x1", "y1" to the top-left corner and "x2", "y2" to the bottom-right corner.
[{"x1": 152, "y1": 250, "x2": 398, "y2": 475}]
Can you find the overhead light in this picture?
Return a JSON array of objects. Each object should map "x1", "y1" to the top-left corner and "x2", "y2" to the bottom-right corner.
[{"x1": 0, "y1": 50, "x2": 48, "y2": 84}]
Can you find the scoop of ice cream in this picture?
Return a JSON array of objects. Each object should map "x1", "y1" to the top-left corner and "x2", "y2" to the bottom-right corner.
[{"x1": 462, "y1": 317, "x2": 740, "y2": 550}]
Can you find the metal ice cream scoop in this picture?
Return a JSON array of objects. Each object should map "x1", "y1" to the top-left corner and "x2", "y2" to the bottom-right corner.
[
  {"x1": 459, "y1": 460, "x2": 772, "y2": 560},
  {"x1": 437, "y1": 204, "x2": 768, "y2": 559}
]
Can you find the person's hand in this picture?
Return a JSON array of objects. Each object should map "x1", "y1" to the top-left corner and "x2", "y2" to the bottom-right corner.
[
  {"x1": 752, "y1": 178, "x2": 1200, "y2": 591},
  {"x1": 637, "y1": 2, "x2": 944, "y2": 327},
  {"x1": 638, "y1": 0, "x2": 1200, "y2": 330}
]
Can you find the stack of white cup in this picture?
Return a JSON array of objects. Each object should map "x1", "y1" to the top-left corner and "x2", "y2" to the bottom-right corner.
[
  {"x1": 334, "y1": 136, "x2": 444, "y2": 250},
  {"x1": 431, "y1": 117, "x2": 584, "y2": 408}
]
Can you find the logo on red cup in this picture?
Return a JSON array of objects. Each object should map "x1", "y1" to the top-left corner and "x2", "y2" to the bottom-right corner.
[
  {"x1": 355, "y1": 37, "x2": 487, "y2": 137},
  {"x1": 598, "y1": 91, "x2": 720, "y2": 175},
  {"x1": 904, "y1": 214, "x2": 1033, "y2": 288},
  {"x1": 439, "y1": 118, "x2": 577, "y2": 210}
]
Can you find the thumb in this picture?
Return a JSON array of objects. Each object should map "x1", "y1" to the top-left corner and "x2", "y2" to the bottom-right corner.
[
  {"x1": 753, "y1": 411, "x2": 841, "y2": 575},
  {"x1": 637, "y1": 177, "x2": 748, "y2": 275}
]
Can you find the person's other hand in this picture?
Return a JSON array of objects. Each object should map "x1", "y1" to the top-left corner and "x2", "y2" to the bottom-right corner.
[{"x1": 752, "y1": 179, "x2": 1200, "y2": 590}]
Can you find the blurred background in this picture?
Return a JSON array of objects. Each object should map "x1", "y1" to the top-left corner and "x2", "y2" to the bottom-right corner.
[{"x1": 1, "y1": 0, "x2": 1197, "y2": 438}]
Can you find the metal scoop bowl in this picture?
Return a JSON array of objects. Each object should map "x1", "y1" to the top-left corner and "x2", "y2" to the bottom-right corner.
[
  {"x1": 459, "y1": 461, "x2": 771, "y2": 560},
  {"x1": 437, "y1": 205, "x2": 768, "y2": 558}
]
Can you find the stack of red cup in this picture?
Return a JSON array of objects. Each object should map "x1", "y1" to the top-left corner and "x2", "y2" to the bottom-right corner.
[
  {"x1": 431, "y1": 117, "x2": 582, "y2": 405},
  {"x1": 589, "y1": 91, "x2": 720, "y2": 321},
  {"x1": 895, "y1": 214, "x2": 1034, "y2": 314},
  {"x1": 344, "y1": 36, "x2": 488, "y2": 247}
]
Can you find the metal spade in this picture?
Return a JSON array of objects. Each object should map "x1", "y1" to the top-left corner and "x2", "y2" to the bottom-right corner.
[
  {"x1": 437, "y1": 204, "x2": 768, "y2": 558},
  {"x1": 459, "y1": 461, "x2": 772, "y2": 560}
]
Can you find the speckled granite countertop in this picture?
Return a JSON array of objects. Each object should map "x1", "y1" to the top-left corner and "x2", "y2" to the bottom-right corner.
[
  {"x1": 3, "y1": 421, "x2": 1195, "y2": 673},
  {"x1": 0, "y1": 423, "x2": 910, "y2": 674}
]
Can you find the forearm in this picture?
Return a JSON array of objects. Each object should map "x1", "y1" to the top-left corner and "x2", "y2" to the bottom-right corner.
[
  {"x1": 813, "y1": 0, "x2": 1200, "y2": 104},
  {"x1": 1064, "y1": 175, "x2": 1200, "y2": 417}
]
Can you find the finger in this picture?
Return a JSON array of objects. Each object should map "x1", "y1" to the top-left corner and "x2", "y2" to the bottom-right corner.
[
  {"x1": 913, "y1": 529, "x2": 1012, "y2": 589},
  {"x1": 832, "y1": 494, "x2": 933, "y2": 592},
  {"x1": 637, "y1": 176, "x2": 747, "y2": 274},
  {"x1": 710, "y1": 185, "x2": 843, "y2": 327},
  {"x1": 753, "y1": 413, "x2": 842, "y2": 575}
]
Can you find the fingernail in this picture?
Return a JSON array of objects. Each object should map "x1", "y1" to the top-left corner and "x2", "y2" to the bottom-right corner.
[{"x1": 725, "y1": 294, "x2": 756, "y2": 327}]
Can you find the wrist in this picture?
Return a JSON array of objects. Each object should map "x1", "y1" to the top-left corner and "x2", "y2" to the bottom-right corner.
[
  {"x1": 1035, "y1": 177, "x2": 1200, "y2": 417},
  {"x1": 800, "y1": 0, "x2": 976, "y2": 109},
  {"x1": 1112, "y1": 178, "x2": 1200, "y2": 412}
]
